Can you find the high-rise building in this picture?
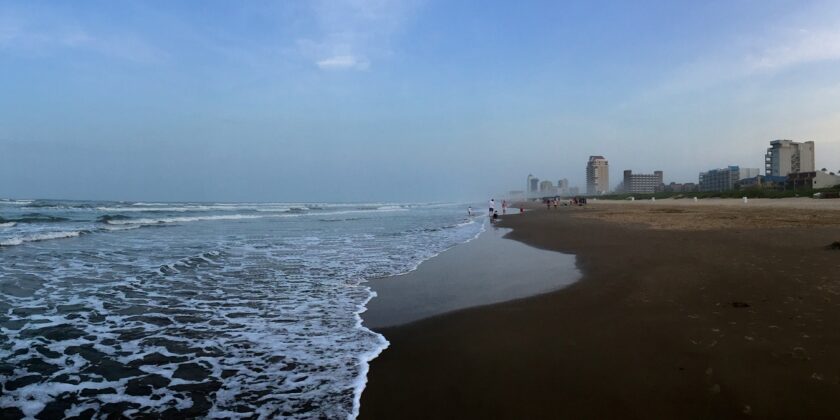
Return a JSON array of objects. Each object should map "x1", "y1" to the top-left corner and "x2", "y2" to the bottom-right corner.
[
  {"x1": 539, "y1": 180, "x2": 555, "y2": 194},
  {"x1": 557, "y1": 179, "x2": 569, "y2": 196},
  {"x1": 527, "y1": 174, "x2": 540, "y2": 195},
  {"x1": 698, "y1": 166, "x2": 745, "y2": 192},
  {"x1": 698, "y1": 166, "x2": 761, "y2": 192},
  {"x1": 586, "y1": 156, "x2": 609, "y2": 195},
  {"x1": 765, "y1": 140, "x2": 815, "y2": 176},
  {"x1": 622, "y1": 170, "x2": 664, "y2": 194},
  {"x1": 739, "y1": 167, "x2": 760, "y2": 180}
]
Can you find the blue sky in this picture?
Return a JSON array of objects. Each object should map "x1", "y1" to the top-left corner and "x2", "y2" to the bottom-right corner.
[{"x1": 2, "y1": 0, "x2": 840, "y2": 201}]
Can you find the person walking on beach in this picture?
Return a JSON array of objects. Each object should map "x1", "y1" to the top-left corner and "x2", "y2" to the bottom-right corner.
[
  {"x1": 502, "y1": 200, "x2": 507, "y2": 214},
  {"x1": 468, "y1": 206, "x2": 472, "y2": 217},
  {"x1": 489, "y1": 198, "x2": 495, "y2": 216}
]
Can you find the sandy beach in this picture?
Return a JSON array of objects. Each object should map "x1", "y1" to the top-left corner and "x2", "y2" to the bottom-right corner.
[{"x1": 360, "y1": 199, "x2": 840, "y2": 419}]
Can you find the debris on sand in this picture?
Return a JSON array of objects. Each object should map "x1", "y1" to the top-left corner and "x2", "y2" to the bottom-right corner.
[
  {"x1": 826, "y1": 241, "x2": 840, "y2": 250},
  {"x1": 732, "y1": 301, "x2": 750, "y2": 308}
]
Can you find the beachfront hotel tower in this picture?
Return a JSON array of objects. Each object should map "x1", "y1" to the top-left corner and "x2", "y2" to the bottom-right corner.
[
  {"x1": 557, "y1": 178, "x2": 569, "y2": 196},
  {"x1": 765, "y1": 140, "x2": 815, "y2": 177},
  {"x1": 622, "y1": 170, "x2": 664, "y2": 194},
  {"x1": 586, "y1": 156, "x2": 609, "y2": 195},
  {"x1": 527, "y1": 174, "x2": 540, "y2": 197}
]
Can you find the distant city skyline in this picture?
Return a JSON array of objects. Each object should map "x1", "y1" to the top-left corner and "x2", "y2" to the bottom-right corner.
[
  {"x1": 2, "y1": 1, "x2": 840, "y2": 202},
  {"x1": 521, "y1": 137, "x2": 837, "y2": 196}
]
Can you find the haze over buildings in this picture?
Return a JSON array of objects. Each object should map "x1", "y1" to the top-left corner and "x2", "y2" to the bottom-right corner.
[{"x1": 557, "y1": 179, "x2": 569, "y2": 196}]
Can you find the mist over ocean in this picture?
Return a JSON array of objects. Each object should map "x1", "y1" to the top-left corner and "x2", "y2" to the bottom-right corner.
[{"x1": 0, "y1": 199, "x2": 483, "y2": 418}]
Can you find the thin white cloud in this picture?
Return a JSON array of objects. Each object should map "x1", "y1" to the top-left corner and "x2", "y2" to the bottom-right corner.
[
  {"x1": 316, "y1": 54, "x2": 370, "y2": 70},
  {"x1": 745, "y1": 28, "x2": 840, "y2": 72},
  {"x1": 0, "y1": 21, "x2": 22, "y2": 45},
  {"x1": 300, "y1": 0, "x2": 419, "y2": 71},
  {"x1": 645, "y1": 21, "x2": 840, "y2": 99},
  {"x1": 0, "y1": 12, "x2": 164, "y2": 64}
]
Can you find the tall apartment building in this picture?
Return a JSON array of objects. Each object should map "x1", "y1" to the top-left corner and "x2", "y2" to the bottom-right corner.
[
  {"x1": 586, "y1": 156, "x2": 609, "y2": 195},
  {"x1": 622, "y1": 170, "x2": 664, "y2": 194},
  {"x1": 526, "y1": 174, "x2": 540, "y2": 195},
  {"x1": 539, "y1": 180, "x2": 555, "y2": 194},
  {"x1": 557, "y1": 178, "x2": 569, "y2": 195},
  {"x1": 740, "y1": 167, "x2": 760, "y2": 179},
  {"x1": 699, "y1": 166, "x2": 762, "y2": 192},
  {"x1": 765, "y1": 140, "x2": 815, "y2": 176},
  {"x1": 699, "y1": 166, "x2": 739, "y2": 192}
]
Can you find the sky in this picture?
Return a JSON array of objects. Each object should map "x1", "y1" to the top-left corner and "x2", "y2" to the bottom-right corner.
[{"x1": 2, "y1": 0, "x2": 840, "y2": 202}]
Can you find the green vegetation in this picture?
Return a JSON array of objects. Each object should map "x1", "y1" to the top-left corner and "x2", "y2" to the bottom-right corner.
[{"x1": 596, "y1": 185, "x2": 840, "y2": 200}]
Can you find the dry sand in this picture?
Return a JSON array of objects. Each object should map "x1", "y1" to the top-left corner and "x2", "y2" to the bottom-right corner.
[
  {"x1": 360, "y1": 199, "x2": 840, "y2": 419},
  {"x1": 579, "y1": 198, "x2": 840, "y2": 230}
]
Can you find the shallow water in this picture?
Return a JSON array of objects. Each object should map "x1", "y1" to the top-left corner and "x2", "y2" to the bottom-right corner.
[{"x1": 0, "y1": 199, "x2": 483, "y2": 418}]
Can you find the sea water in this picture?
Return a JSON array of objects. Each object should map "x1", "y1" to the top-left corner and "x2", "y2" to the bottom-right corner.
[{"x1": 0, "y1": 199, "x2": 484, "y2": 418}]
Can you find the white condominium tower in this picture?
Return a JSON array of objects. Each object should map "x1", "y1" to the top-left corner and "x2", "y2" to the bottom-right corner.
[
  {"x1": 586, "y1": 155, "x2": 609, "y2": 195},
  {"x1": 765, "y1": 140, "x2": 815, "y2": 176}
]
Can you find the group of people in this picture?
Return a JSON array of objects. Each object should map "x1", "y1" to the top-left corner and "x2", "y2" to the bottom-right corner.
[
  {"x1": 543, "y1": 196, "x2": 587, "y2": 209},
  {"x1": 469, "y1": 196, "x2": 587, "y2": 222},
  {"x1": 467, "y1": 199, "x2": 523, "y2": 223}
]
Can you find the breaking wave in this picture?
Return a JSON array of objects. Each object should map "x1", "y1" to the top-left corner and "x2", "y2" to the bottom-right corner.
[
  {"x1": 0, "y1": 230, "x2": 88, "y2": 247},
  {"x1": 0, "y1": 213, "x2": 70, "y2": 224}
]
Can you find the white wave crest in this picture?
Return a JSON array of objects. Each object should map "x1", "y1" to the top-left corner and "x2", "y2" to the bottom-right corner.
[
  {"x1": 0, "y1": 199, "x2": 34, "y2": 205},
  {"x1": 95, "y1": 205, "x2": 291, "y2": 213},
  {"x1": 101, "y1": 225, "x2": 142, "y2": 232},
  {"x1": 0, "y1": 222, "x2": 16, "y2": 228},
  {"x1": 105, "y1": 214, "x2": 266, "y2": 225},
  {"x1": 0, "y1": 230, "x2": 84, "y2": 246},
  {"x1": 105, "y1": 208, "x2": 409, "y2": 226}
]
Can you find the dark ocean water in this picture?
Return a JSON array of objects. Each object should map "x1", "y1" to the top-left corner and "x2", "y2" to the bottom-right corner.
[{"x1": 0, "y1": 199, "x2": 484, "y2": 419}]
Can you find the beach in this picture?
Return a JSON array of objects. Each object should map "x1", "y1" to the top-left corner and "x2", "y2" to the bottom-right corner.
[{"x1": 360, "y1": 199, "x2": 840, "y2": 419}]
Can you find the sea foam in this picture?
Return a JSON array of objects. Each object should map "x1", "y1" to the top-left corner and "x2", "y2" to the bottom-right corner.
[{"x1": 0, "y1": 200, "x2": 482, "y2": 418}]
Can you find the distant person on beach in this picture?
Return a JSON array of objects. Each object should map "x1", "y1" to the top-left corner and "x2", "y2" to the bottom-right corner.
[
  {"x1": 468, "y1": 206, "x2": 472, "y2": 216},
  {"x1": 489, "y1": 199, "x2": 495, "y2": 216},
  {"x1": 502, "y1": 200, "x2": 507, "y2": 214},
  {"x1": 545, "y1": 199, "x2": 551, "y2": 210},
  {"x1": 520, "y1": 207, "x2": 524, "y2": 214},
  {"x1": 553, "y1": 198, "x2": 558, "y2": 209}
]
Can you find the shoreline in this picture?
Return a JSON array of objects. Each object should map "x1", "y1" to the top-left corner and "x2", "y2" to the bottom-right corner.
[
  {"x1": 360, "y1": 201, "x2": 840, "y2": 418},
  {"x1": 363, "y1": 226, "x2": 580, "y2": 329}
]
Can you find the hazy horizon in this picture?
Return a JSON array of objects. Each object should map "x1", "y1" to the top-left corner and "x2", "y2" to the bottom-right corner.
[{"x1": 2, "y1": 0, "x2": 840, "y2": 202}]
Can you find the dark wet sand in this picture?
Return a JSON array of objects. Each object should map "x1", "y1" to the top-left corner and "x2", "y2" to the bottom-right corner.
[
  {"x1": 364, "y1": 226, "x2": 579, "y2": 329},
  {"x1": 360, "y1": 205, "x2": 840, "y2": 419}
]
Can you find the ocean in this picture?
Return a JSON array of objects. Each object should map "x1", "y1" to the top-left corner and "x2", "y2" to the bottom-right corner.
[{"x1": 0, "y1": 199, "x2": 484, "y2": 419}]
